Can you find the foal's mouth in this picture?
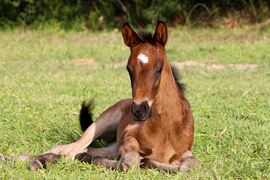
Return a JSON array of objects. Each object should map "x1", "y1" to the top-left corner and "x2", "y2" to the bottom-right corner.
[
  {"x1": 132, "y1": 109, "x2": 151, "y2": 122},
  {"x1": 130, "y1": 101, "x2": 152, "y2": 122}
]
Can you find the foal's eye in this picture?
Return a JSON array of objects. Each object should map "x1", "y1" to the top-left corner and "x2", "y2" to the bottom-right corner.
[
  {"x1": 126, "y1": 66, "x2": 132, "y2": 75},
  {"x1": 156, "y1": 64, "x2": 163, "y2": 74}
]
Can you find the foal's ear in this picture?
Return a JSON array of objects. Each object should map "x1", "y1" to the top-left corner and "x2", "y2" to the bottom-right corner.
[
  {"x1": 122, "y1": 22, "x2": 141, "y2": 48},
  {"x1": 153, "y1": 21, "x2": 168, "y2": 46}
]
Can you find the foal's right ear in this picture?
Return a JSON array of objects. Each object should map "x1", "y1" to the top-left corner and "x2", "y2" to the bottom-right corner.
[{"x1": 122, "y1": 23, "x2": 141, "y2": 48}]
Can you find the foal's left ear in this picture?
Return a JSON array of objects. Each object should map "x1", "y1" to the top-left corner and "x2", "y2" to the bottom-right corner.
[
  {"x1": 153, "y1": 21, "x2": 168, "y2": 47},
  {"x1": 122, "y1": 22, "x2": 141, "y2": 48}
]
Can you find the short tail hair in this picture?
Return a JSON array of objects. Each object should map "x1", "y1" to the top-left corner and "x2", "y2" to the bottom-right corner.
[{"x1": 79, "y1": 99, "x2": 95, "y2": 132}]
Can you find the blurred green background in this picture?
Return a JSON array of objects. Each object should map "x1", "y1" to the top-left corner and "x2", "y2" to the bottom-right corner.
[{"x1": 1, "y1": 0, "x2": 270, "y2": 30}]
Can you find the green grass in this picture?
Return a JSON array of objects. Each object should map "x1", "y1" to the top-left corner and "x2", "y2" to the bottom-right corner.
[{"x1": 0, "y1": 26, "x2": 270, "y2": 179}]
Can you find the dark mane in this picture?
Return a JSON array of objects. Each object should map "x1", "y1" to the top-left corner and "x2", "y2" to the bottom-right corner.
[
  {"x1": 137, "y1": 31, "x2": 185, "y2": 93},
  {"x1": 138, "y1": 31, "x2": 154, "y2": 44},
  {"x1": 171, "y1": 65, "x2": 186, "y2": 93}
]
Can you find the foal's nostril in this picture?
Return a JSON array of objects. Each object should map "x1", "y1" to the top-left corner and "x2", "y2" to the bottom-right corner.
[
  {"x1": 130, "y1": 103, "x2": 137, "y2": 116},
  {"x1": 141, "y1": 101, "x2": 149, "y2": 112},
  {"x1": 131, "y1": 101, "x2": 150, "y2": 121}
]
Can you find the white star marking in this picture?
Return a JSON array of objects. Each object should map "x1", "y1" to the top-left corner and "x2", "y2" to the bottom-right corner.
[{"x1": 137, "y1": 53, "x2": 149, "y2": 64}]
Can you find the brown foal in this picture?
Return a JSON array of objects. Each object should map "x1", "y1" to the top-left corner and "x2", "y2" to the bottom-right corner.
[{"x1": 2, "y1": 21, "x2": 197, "y2": 172}]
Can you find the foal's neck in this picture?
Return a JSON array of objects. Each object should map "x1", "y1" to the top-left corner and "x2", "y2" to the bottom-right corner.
[{"x1": 153, "y1": 60, "x2": 183, "y2": 119}]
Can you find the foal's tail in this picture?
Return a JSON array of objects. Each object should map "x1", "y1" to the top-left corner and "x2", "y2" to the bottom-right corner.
[
  {"x1": 79, "y1": 99, "x2": 117, "y2": 144},
  {"x1": 79, "y1": 99, "x2": 95, "y2": 132}
]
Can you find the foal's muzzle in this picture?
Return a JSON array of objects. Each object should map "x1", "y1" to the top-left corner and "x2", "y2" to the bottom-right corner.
[{"x1": 131, "y1": 101, "x2": 151, "y2": 121}]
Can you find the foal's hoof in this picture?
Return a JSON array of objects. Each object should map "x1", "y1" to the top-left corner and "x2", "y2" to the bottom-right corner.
[
  {"x1": 75, "y1": 152, "x2": 94, "y2": 163},
  {"x1": 30, "y1": 159, "x2": 44, "y2": 171},
  {"x1": 119, "y1": 162, "x2": 129, "y2": 172},
  {"x1": 179, "y1": 157, "x2": 198, "y2": 172},
  {"x1": 30, "y1": 153, "x2": 60, "y2": 171}
]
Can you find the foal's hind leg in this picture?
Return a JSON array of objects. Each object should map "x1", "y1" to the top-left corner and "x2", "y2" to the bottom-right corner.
[
  {"x1": 3, "y1": 99, "x2": 131, "y2": 171},
  {"x1": 29, "y1": 142, "x2": 120, "y2": 171},
  {"x1": 48, "y1": 99, "x2": 132, "y2": 159},
  {"x1": 0, "y1": 153, "x2": 61, "y2": 171},
  {"x1": 76, "y1": 154, "x2": 119, "y2": 169}
]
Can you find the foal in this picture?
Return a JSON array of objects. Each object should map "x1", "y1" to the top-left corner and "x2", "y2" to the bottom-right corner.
[
  {"x1": 2, "y1": 21, "x2": 197, "y2": 172},
  {"x1": 73, "y1": 21, "x2": 197, "y2": 172}
]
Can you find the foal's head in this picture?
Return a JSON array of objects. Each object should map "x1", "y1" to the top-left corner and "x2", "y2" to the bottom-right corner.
[{"x1": 122, "y1": 21, "x2": 168, "y2": 121}]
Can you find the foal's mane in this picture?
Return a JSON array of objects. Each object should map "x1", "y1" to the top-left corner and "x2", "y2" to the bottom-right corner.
[
  {"x1": 138, "y1": 31, "x2": 154, "y2": 44},
  {"x1": 137, "y1": 31, "x2": 186, "y2": 93}
]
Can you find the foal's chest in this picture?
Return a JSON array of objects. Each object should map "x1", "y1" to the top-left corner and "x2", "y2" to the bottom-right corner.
[
  {"x1": 133, "y1": 119, "x2": 180, "y2": 163},
  {"x1": 117, "y1": 112, "x2": 186, "y2": 163}
]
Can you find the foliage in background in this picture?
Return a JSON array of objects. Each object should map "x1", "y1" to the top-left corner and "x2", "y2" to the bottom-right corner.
[{"x1": 0, "y1": 0, "x2": 270, "y2": 29}]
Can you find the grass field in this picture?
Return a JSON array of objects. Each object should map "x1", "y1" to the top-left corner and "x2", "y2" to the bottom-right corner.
[{"x1": 0, "y1": 26, "x2": 270, "y2": 179}]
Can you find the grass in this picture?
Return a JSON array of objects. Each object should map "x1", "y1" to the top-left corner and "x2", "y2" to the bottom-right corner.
[{"x1": 0, "y1": 26, "x2": 270, "y2": 179}]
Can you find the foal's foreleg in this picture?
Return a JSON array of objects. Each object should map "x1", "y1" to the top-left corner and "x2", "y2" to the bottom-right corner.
[
  {"x1": 141, "y1": 159, "x2": 179, "y2": 172},
  {"x1": 141, "y1": 151, "x2": 198, "y2": 173},
  {"x1": 141, "y1": 157, "x2": 197, "y2": 173},
  {"x1": 117, "y1": 136, "x2": 141, "y2": 171}
]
